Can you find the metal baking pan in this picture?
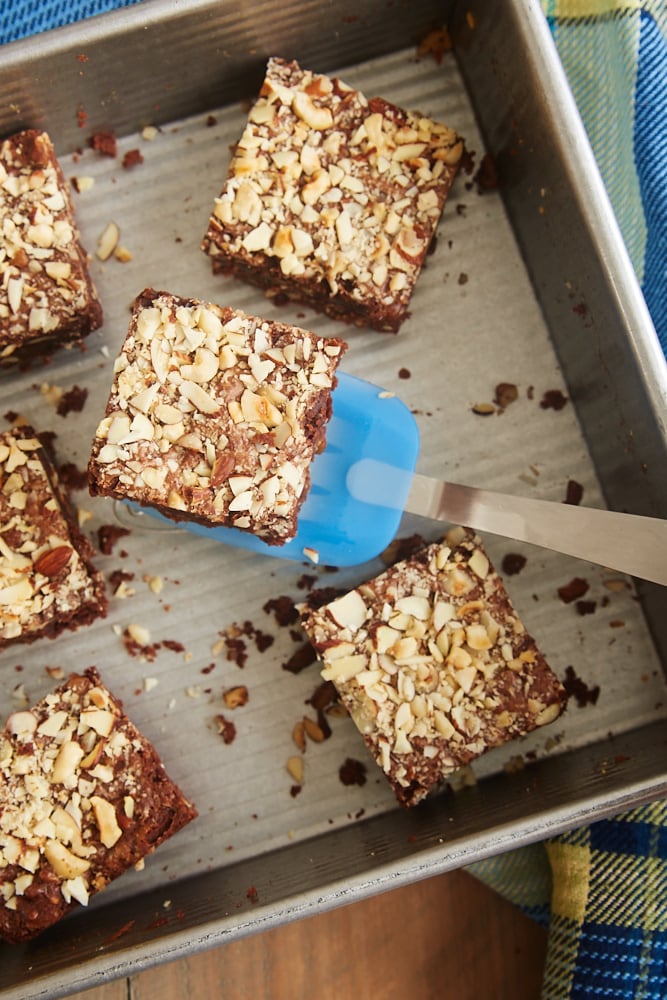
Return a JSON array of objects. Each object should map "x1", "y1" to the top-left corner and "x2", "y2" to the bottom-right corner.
[{"x1": 1, "y1": 1, "x2": 666, "y2": 996}]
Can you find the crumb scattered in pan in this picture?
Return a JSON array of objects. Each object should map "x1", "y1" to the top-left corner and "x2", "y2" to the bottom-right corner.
[
  {"x1": 98, "y1": 524, "x2": 131, "y2": 555},
  {"x1": 55, "y1": 384, "x2": 88, "y2": 417},
  {"x1": 214, "y1": 714, "x2": 237, "y2": 744},
  {"x1": 494, "y1": 382, "x2": 518, "y2": 409},
  {"x1": 564, "y1": 479, "x2": 584, "y2": 505},
  {"x1": 473, "y1": 152, "x2": 499, "y2": 193},
  {"x1": 282, "y1": 642, "x2": 317, "y2": 674},
  {"x1": 540, "y1": 389, "x2": 568, "y2": 411},
  {"x1": 398, "y1": 367, "x2": 411, "y2": 379},
  {"x1": 339, "y1": 757, "x2": 367, "y2": 786},
  {"x1": 57, "y1": 461, "x2": 88, "y2": 491},
  {"x1": 563, "y1": 665, "x2": 600, "y2": 707},
  {"x1": 89, "y1": 130, "x2": 117, "y2": 157},
  {"x1": 263, "y1": 595, "x2": 299, "y2": 627},
  {"x1": 501, "y1": 552, "x2": 527, "y2": 576},
  {"x1": 575, "y1": 600, "x2": 597, "y2": 616},
  {"x1": 122, "y1": 149, "x2": 143, "y2": 169},
  {"x1": 557, "y1": 577, "x2": 589, "y2": 604},
  {"x1": 416, "y1": 26, "x2": 453, "y2": 62}
]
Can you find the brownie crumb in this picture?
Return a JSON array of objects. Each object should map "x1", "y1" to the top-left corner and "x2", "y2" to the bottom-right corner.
[
  {"x1": 89, "y1": 130, "x2": 117, "y2": 157},
  {"x1": 540, "y1": 389, "x2": 568, "y2": 411},
  {"x1": 563, "y1": 665, "x2": 600, "y2": 707},
  {"x1": 474, "y1": 152, "x2": 499, "y2": 192},
  {"x1": 98, "y1": 524, "x2": 131, "y2": 555},
  {"x1": 56, "y1": 385, "x2": 88, "y2": 417},
  {"x1": 121, "y1": 149, "x2": 144, "y2": 169},
  {"x1": 564, "y1": 479, "x2": 584, "y2": 505},
  {"x1": 57, "y1": 461, "x2": 88, "y2": 491},
  {"x1": 339, "y1": 757, "x2": 368, "y2": 786},
  {"x1": 263, "y1": 595, "x2": 299, "y2": 627},
  {"x1": 575, "y1": 600, "x2": 597, "y2": 616},
  {"x1": 502, "y1": 552, "x2": 527, "y2": 576},
  {"x1": 494, "y1": 382, "x2": 518, "y2": 409},
  {"x1": 557, "y1": 577, "x2": 589, "y2": 604},
  {"x1": 214, "y1": 714, "x2": 237, "y2": 744},
  {"x1": 398, "y1": 367, "x2": 411, "y2": 379},
  {"x1": 282, "y1": 642, "x2": 317, "y2": 675}
]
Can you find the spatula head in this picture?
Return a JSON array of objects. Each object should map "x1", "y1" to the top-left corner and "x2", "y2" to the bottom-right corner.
[{"x1": 128, "y1": 373, "x2": 420, "y2": 566}]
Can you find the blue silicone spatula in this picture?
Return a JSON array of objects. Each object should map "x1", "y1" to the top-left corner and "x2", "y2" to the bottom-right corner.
[{"x1": 135, "y1": 372, "x2": 667, "y2": 584}]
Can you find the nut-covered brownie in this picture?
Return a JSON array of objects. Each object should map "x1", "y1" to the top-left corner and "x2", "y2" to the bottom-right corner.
[
  {"x1": 0, "y1": 426, "x2": 107, "y2": 648},
  {"x1": 0, "y1": 129, "x2": 103, "y2": 364},
  {"x1": 201, "y1": 57, "x2": 463, "y2": 332},
  {"x1": 88, "y1": 288, "x2": 346, "y2": 544},
  {"x1": 300, "y1": 529, "x2": 567, "y2": 805},
  {"x1": 0, "y1": 668, "x2": 197, "y2": 942}
]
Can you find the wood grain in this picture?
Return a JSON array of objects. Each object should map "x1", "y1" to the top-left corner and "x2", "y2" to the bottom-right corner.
[{"x1": 66, "y1": 869, "x2": 547, "y2": 1000}]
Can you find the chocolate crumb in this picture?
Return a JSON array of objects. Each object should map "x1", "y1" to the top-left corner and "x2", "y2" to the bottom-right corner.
[
  {"x1": 564, "y1": 479, "x2": 584, "y2": 505},
  {"x1": 98, "y1": 524, "x2": 131, "y2": 555},
  {"x1": 89, "y1": 130, "x2": 117, "y2": 157},
  {"x1": 575, "y1": 600, "x2": 597, "y2": 616},
  {"x1": 215, "y1": 714, "x2": 237, "y2": 744},
  {"x1": 282, "y1": 642, "x2": 317, "y2": 675},
  {"x1": 501, "y1": 552, "x2": 527, "y2": 576},
  {"x1": 557, "y1": 577, "x2": 589, "y2": 604},
  {"x1": 263, "y1": 595, "x2": 299, "y2": 627},
  {"x1": 494, "y1": 382, "x2": 518, "y2": 409},
  {"x1": 122, "y1": 148, "x2": 144, "y2": 169},
  {"x1": 57, "y1": 461, "x2": 88, "y2": 491},
  {"x1": 474, "y1": 152, "x2": 499, "y2": 192},
  {"x1": 540, "y1": 389, "x2": 568, "y2": 411},
  {"x1": 563, "y1": 665, "x2": 600, "y2": 707},
  {"x1": 398, "y1": 367, "x2": 411, "y2": 379},
  {"x1": 339, "y1": 757, "x2": 368, "y2": 787},
  {"x1": 56, "y1": 385, "x2": 88, "y2": 416}
]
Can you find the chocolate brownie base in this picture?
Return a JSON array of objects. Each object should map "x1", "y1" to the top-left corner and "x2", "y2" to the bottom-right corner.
[
  {"x1": 0, "y1": 425, "x2": 107, "y2": 648},
  {"x1": 0, "y1": 668, "x2": 197, "y2": 943},
  {"x1": 88, "y1": 288, "x2": 346, "y2": 544},
  {"x1": 0, "y1": 130, "x2": 103, "y2": 364},
  {"x1": 300, "y1": 529, "x2": 567, "y2": 805},
  {"x1": 202, "y1": 57, "x2": 463, "y2": 333}
]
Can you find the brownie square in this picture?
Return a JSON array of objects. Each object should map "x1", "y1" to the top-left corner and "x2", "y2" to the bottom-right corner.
[
  {"x1": 0, "y1": 425, "x2": 107, "y2": 648},
  {"x1": 0, "y1": 668, "x2": 197, "y2": 942},
  {"x1": 88, "y1": 288, "x2": 346, "y2": 544},
  {"x1": 0, "y1": 130, "x2": 103, "y2": 364},
  {"x1": 300, "y1": 529, "x2": 567, "y2": 805},
  {"x1": 201, "y1": 57, "x2": 463, "y2": 332}
]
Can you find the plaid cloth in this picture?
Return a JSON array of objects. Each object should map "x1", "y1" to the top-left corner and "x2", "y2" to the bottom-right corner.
[
  {"x1": 469, "y1": 7, "x2": 667, "y2": 999},
  {"x1": 2, "y1": 2, "x2": 666, "y2": 997}
]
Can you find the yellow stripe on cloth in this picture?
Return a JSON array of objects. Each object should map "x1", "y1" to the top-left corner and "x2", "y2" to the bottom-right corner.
[{"x1": 546, "y1": 837, "x2": 591, "y2": 924}]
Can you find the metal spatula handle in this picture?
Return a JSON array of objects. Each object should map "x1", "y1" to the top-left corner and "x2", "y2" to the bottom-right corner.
[
  {"x1": 346, "y1": 460, "x2": 667, "y2": 585},
  {"x1": 406, "y1": 472, "x2": 667, "y2": 586}
]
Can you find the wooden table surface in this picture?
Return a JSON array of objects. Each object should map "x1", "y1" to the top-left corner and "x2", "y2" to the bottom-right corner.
[{"x1": 67, "y1": 868, "x2": 547, "y2": 1000}]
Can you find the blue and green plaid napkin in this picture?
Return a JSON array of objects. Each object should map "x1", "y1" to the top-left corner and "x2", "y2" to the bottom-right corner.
[{"x1": 1, "y1": 2, "x2": 666, "y2": 997}]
